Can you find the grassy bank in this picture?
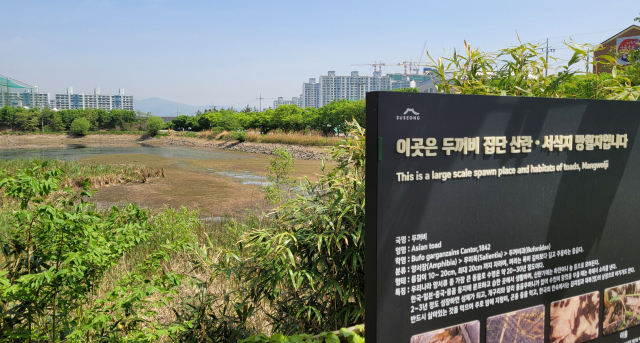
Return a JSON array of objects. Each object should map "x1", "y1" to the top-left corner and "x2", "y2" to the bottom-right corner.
[
  {"x1": 0, "y1": 158, "x2": 163, "y2": 190},
  {"x1": 186, "y1": 129, "x2": 343, "y2": 146}
]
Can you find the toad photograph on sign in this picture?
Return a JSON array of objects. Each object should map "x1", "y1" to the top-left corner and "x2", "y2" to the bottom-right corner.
[
  {"x1": 550, "y1": 292, "x2": 600, "y2": 343},
  {"x1": 411, "y1": 321, "x2": 480, "y2": 343},
  {"x1": 603, "y1": 281, "x2": 640, "y2": 335},
  {"x1": 486, "y1": 305, "x2": 545, "y2": 343}
]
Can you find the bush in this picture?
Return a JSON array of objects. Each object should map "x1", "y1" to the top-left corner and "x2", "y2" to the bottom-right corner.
[
  {"x1": 147, "y1": 115, "x2": 165, "y2": 136},
  {"x1": 0, "y1": 162, "x2": 185, "y2": 341},
  {"x1": 70, "y1": 117, "x2": 90, "y2": 136},
  {"x1": 187, "y1": 121, "x2": 366, "y2": 338},
  {"x1": 211, "y1": 126, "x2": 224, "y2": 135},
  {"x1": 231, "y1": 131, "x2": 247, "y2": 141},
  {"x1": 240, "y1": 327, "x2": 364, "y2": 343}
]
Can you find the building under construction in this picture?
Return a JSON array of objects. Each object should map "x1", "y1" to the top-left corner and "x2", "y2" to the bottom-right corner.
[{"x1": 0, "y1": 74, "x2": 49, "y2": 109}]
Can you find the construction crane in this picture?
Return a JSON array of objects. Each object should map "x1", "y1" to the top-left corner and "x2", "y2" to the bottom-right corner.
[
  {"x1": 396, "y1": 60, "x2": 431, "y2": 75},
  {"x1": 350, "y1": 61, "x2": 387, "y2": 73}
]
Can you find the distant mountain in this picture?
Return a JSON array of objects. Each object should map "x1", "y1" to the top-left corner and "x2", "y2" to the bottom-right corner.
[{"x1": 134, "y1": 97, "x2": 218, "y2": 117}]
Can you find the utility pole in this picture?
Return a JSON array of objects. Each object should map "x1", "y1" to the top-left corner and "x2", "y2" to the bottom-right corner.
[
  {"x1": 545, "y1": 39, "x2": 549, "y2": 77},
  {"x1": 541, "y1": 39, "x2": 555, "y2": 76},
  {"x1": 259, "y1": 93, "x2": 263, "y2": 112}
]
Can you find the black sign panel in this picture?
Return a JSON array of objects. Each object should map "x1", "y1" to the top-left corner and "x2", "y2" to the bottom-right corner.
[{"x1": 365, "y1": 92, "x2": 640, "y2": 343}]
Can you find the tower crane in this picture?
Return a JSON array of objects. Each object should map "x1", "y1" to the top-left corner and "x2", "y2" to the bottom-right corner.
[
  {"x1": 396, "y1": 60, "x2": 431, "y2": 75},
  {"x1": 350, "y1": 61, "x2": 387, "y2": 73}
]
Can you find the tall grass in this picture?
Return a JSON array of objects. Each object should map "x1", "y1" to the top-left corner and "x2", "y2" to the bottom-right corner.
[
  {"x1": 258, "y1": 131, "x2": 341, "y2": 146},
  {"x1": 241, "y1": 130, "x2": 341, "y2": 146},
  {"x1": 94, "y1": 207, "x2": 274, "y2": 333},
  {"x1": 0, "y1": 158, "x2": 164, "y2": 190},
  {"x1": 188, "y1": 129, "x2": 342, "y2": 146}
]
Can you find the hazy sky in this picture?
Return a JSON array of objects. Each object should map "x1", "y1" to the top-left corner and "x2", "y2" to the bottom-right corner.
[{"x1": 3, "y1": 0, "x2": 638, "y2": 107}]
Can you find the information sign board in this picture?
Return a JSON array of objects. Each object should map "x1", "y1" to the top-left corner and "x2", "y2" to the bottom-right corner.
[{"x1": 365, "y1": 92, "x2": 640, "y2": 343}]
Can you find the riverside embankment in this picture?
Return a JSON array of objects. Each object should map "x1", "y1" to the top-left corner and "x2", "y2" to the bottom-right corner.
[{"x1": 0, "y1": 133, "x2": 330, "y2": 160}]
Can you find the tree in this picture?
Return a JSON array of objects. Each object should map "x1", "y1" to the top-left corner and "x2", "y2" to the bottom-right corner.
[
  {"x1": 13, "y1": 109, "x2": 39, "y2": 131},
  {"x1": 49, "y1": 111, "x2": 65, "y2": 131},
  {"x1": 147, "y1": 115, "x2": 165, "y2": 136},
  {"x1": 0, "y1": 106, "x2": 15, "y2": 123},
  {"x1": 70, "y1": 117, "x2": 91, "y2": 136},
  {"x1": 635, "y1": 13, "x2": 639, "y2": 22}
]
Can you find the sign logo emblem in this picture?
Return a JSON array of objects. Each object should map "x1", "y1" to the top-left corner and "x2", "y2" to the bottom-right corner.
[{"x1": 397, "y1": 108, "x2": 420, "y2": 121}]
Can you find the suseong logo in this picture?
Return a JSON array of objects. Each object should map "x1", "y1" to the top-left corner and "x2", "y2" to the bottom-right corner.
[{"x1": 397, "y1": 108, "x2": 420, "y2": 120}]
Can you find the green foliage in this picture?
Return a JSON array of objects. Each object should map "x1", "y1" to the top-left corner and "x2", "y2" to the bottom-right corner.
[
  {"x1": 559, "y1": 73, "x2": 615, "y2": 99},
  {"x1": 13, "y1": 109, "x2": 39, "y2": 131},
  {"x1": 392, "y1": 87, "x2": 419, "y2": 92},
  {"x1": 0, "y1": 162, "x2": 187, "y2": 341},
  {"x1": 146, "y1": 115, "x2": 165, "y2": 136},
  {"x1": 69, "y1": 117, "x2": 90, "y2": 136},
  {"x1": 232, "y1": 130, "x2": 247, "y2": 141},
  {"x1": 49, "y1": 111, "x2": 65, "y2": 132},
  {"x1": 264, "y1": 147, "x2": 296, "y2": 205},
  {"x1": 187, "y1": 121, "x2": 366, "y2": 338},
  {"x1": 0, "y1": 106, "x2": 15, "y2": 123},
  {"x1": 425, "y1": 40, "x2": 640, "y2": 100},
  {"x1": 148, "y1": 207, "x2": 199, "y2": 245},
  {"x1": 240, "y1": 327, "x2": 364, "y2": 343},
  {"x1": 0, "y1": 107, "x2": 139, "y2": 133},
  {"x1": 168, "y1": 100, "x2": 366, "y2": 135}
]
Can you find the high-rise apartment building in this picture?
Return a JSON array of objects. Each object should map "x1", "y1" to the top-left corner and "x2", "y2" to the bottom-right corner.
[
  {"x1": 273, "y1": 94, "x2": 304, "y2": 109},
  {"x1": 319, "y1": 71, "x2": 392, "y2": 107},
  {"x1": 1, "y1": 75, "x2": 50, "y2": 109},
  {"x1": 280, "y1": 72, "x2": 394, "y2": 109},
  {"x1": 1, "y1": 91, "x2": 50, "y2": 109},
  {"x1": 302, "y1": 78, "x2": 320, "y2": 109},
  {"x1": 275, "y1": 69, "x2": 445, "y2": 109},
  {"x1": 55, "y1": 87, "x2": 133, "y2": 110}
]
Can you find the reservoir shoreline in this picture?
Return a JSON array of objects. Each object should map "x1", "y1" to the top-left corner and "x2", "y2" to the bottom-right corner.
[{"x1": 0, "y1": 133, "x2": 330, "y2": 160}]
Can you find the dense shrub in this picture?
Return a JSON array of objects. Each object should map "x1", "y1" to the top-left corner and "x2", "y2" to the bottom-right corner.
[
  {"x1": 240, "y1": 327, "x2": 364, "y2": 343},
  {"x1": 0, "y1": 163, "x2": 185, "y2": 341},
  {"x1": 185, "y1": 121, "x2": 366, "y2": 339},
  {"x1": 147, "y1": 115, "x2": 165, "y2": 136},
  {"x1": 69, "y1": 117, "x2": 90, "y2": 136},
  {"x1": 426, "y1": 41, "x2": 639, "y2": 100},
  {"x1": 231, "y1": 131, "x2": 247, "y2": 141}
]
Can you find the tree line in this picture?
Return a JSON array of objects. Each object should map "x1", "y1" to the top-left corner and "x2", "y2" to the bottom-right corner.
[
  {"x1": 0, "y1": 107, "x2": 143, "y2": 132},
  {"x1": 168, "y1": 99, "x2": 366, "y2": 134},
  {"x1": 168, "y1": 88, "x2": 420, "y2": 134}
]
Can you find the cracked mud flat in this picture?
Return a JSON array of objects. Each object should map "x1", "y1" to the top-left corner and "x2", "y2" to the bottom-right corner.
[
  {"x1": 603, "y1": 281, "x2": 640, "y2": 335},
  {"x1": 550, "y1": 291, "x2": 599, "y2": 343},
  {"x1": 411, "y1": 321, "x2": 480, "y2": 343},
  {"x1": 487, "y1": 305, "x2": 545, "y2": 343}
]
